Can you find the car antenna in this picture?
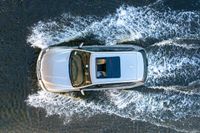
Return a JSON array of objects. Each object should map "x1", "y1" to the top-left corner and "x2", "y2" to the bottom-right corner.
[{"x1": 78, "y1": 42, "x2": 84, "y2": 49}]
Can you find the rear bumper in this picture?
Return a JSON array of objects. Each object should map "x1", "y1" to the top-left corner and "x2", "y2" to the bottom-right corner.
[{"x1": 139, "y1": 50, "x2": 148, "y2": 82}]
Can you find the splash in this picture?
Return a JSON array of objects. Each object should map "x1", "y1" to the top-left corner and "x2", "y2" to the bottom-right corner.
[
  {"x1": 27, "y1": 38, "x2": 200, "y2": 132},
  {"x1": 27, "y1": 6, "x2": 200, "y2": 48},
  {"x1": 146, "y1": 39, "x2": 200, "y2": 87},
  {"x1": 27, "y1": 2, "x2": 200, "y2": 133},
  {"x1": 27, "y1": 15, "x2": 96, "y2": 48},
  {"x1": 27, "y1": 89, "x2": 200, "y2": 132},
  {"x1": 27, "y1": 91, "x2": 100, "y2": 122}
]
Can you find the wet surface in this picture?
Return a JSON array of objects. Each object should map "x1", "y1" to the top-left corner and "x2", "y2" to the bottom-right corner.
[{"x1": 1, "y1": 0, "x2": 200, "y2": 132}]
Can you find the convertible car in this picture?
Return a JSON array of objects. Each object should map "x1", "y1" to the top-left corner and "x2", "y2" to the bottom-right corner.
[{"x1": 37, "y1": 44, "x2": 148, "y2": 95}]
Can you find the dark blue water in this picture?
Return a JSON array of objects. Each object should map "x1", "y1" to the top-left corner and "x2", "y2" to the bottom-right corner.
[{"x1": 1, "y1": 0, "x2": 200, "y2": 132}]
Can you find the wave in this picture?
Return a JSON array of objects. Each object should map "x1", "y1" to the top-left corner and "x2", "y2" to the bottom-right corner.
[
  {"x1": 27, "y1": 5, "x2": 200, "y2": 48},
  {"x1": 27, "y1": 89, "x2": 200, "y2": 132},
  {"x1": 27, "y1": 2, "x2": 200, "y2": 133},
  {"x1": 146, "y1": 39, "x2": 200, "y2": 87},
  {"x1": 27, "y1": 38, "x2": 200, "y2": 131}
]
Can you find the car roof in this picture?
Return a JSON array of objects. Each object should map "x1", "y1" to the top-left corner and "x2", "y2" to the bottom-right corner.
[{"x1": 90, "y1": 51, "x2": 141, "y2": 84}]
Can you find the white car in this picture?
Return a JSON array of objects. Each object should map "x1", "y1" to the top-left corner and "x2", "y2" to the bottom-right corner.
[{"x1": 37, "y1": 44, "x2": 148, "y2": 95}]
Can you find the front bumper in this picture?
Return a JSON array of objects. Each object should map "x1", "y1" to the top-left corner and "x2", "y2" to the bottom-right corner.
[{"x1": 36, "y1": 48, "x2": 49, "y2": 91}]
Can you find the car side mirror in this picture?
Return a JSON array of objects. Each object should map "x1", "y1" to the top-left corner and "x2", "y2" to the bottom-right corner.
[{"x1": 78, "y1": 42, "x2": 84, "y2": 49}]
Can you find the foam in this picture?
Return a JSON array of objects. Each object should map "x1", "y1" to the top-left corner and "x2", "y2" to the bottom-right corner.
[
  {"x1": 27, "y1": 6, "x2": 200, "y2": 48},
  {"x1": 146, "y1": 39, "x2": 200, "y2": 86},
  {"x1": 27, "y1": 3, "x2": 200, "y2": 132},
  {"x1": 27, "y1": 89, "x2": 200, "y2": 132}
]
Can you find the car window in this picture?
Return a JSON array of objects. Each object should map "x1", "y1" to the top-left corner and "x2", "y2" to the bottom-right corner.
[
  {"x1": 96, "y1": 57, "x2": 121, "y2": 79},
  {"x1": 82, "y1": 82, "x2": 136, "y2": 90},
  {"x1": 100, "y1": 82, "x2": 136, "y2": 88},
  {"x1": 69, "y1": 50, "x2": 91, "y2": 87}
]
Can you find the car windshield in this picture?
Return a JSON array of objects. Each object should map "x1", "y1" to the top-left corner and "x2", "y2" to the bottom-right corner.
[{"x1": 69, "y1": 50, "x2": 91, "y2": 87}]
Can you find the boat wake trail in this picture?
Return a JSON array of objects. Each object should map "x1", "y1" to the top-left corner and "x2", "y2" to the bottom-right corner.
[
  {"x1": 27, "y1": 5, "x2": 200, "y2": 48},
  {"x1": 27, "y1": 39, "x2": 200, "y2": 132},
  {"x1": 146, "y1": 39, "x2": 200, "y2": 87},
  {"x1": 27, "y1": 88, "x2": 200, "y2": 132},
  {"x1": 27, "y1": 2, "x2": 200, "y2": 133}
]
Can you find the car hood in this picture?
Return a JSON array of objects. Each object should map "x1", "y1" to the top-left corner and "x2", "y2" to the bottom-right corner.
[{"x1": 40, "y1": 48, "x2": 74, "y2": 91}]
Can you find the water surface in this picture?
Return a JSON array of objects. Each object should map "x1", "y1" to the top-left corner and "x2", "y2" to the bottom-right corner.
[{"x1": 1, "y1": 0, "x2": 200, "y2": 132}]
